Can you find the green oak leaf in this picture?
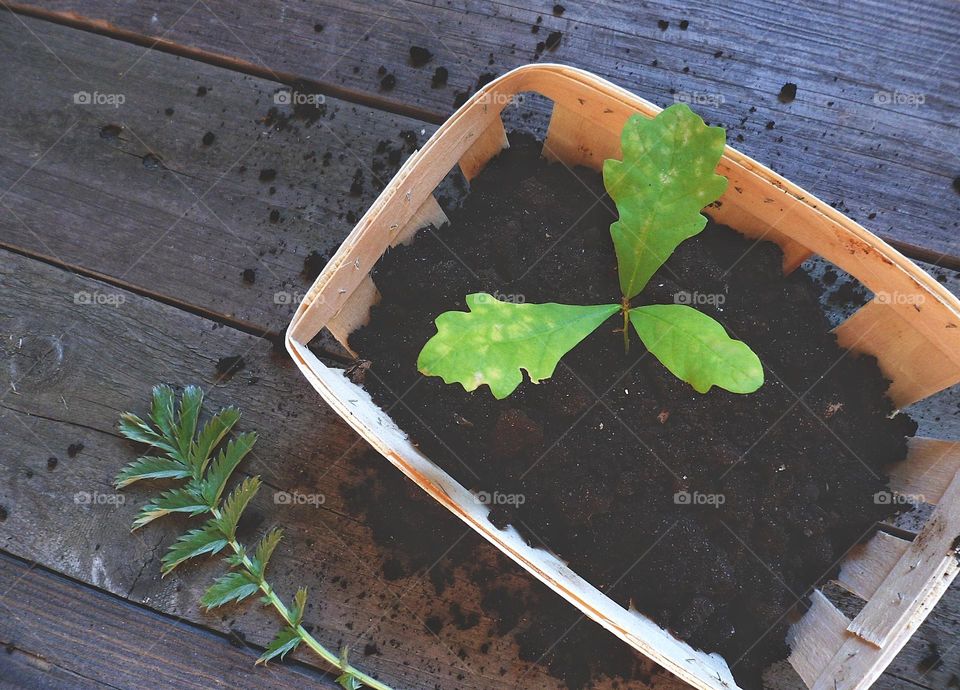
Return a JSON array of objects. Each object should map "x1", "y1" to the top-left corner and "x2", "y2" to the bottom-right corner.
[
  {"x1": 604, "y1": 104, "x2": 728, "y2": 300},
  {"x1": 417, "y1": 293, "x2": 619, "y2": 399},
  {"x1": 629, "y1": 304, "x2": 763, "y2": 394}
]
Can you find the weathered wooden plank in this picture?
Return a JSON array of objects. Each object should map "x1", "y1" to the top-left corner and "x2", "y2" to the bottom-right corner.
[
  {"x1": 9, "y1": 0, "x2": 960, "y2": 262},
  {"x1": 0, "y1": 249, "x2": 569, "y2": 689},
  {"x1": 0, "y1": 13, "x2": 436, "y2": 342},
  {"x1": 0, "y1": 551, "x2": 339, "y2": 689}
]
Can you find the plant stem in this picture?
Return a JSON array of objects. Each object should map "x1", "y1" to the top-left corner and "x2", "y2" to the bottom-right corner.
[
  {"x1": 209, "y1": 506, "x2": 392, "y2": 690},
  {"x1": 621, "y1": 299, "x2": 632, "y2": 354}
]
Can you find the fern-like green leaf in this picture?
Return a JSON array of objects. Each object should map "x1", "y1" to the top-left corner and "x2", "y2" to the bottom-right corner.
[
  {"x1": 132, "y1": 488, "x2": 208, "y2": 530},
  {"x1": 161, "y1": 520, "x2": 228, "y2": 575},
  {"x1": 250, "y1": 528, "x2": 284, "y2": 580},
  {"x1": 118, "y1": 412, "x2": 177, "y2": 455},
  {"x1": 604, "y1": 105, "x2": 728, "y2": 299},
  {"x1": 418, "y1": 293, "x2": 619, "y2": 399},
  {"x1": 190, "y1": 407, "x2": 241, "y2": 476},
  {"x1": 216, "y1": 477, "x2": 261, "y2": 540},
  {"x1": 256, "y1": 626, "x2": 302, "y2": 664},
  {"x1": 176, "y1": 385, "x2": 204, "y2": 470},
  {"x1": 196, "y1": 432, "x2": 258, "y2": 506},
  {"x1": 289, "y1": 586, "x2": 308, "y2": 627},
  {"x1": 114, "y1": 455, "x2": 190, "y2": 489},
  {"x1": 150, "y1": 384, "x2": 177, "y2": 443},
  {"x1": 629, "y1": 304, "x2": 763, "y2": 393},
  {"x1": 201, "y1": 570, "x2": 260, "y2": 609}
]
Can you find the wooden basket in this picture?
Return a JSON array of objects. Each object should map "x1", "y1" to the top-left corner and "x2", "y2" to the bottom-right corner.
[{"x1": 286, "y1": 64, "x2": 960, "y2": 690}]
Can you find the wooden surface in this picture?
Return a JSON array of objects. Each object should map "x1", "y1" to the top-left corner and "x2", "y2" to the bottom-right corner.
[{"x1": 0, "y1": 2, "x2": 959, "y2": 689}]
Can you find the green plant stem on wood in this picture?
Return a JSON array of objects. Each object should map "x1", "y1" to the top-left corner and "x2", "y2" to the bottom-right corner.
[
  {"x1": 208, "y1": 503, "x2": 390, "y2": 690},
  {"x1": 116, "y1": 384, "x2": 391, "y2": 690}
]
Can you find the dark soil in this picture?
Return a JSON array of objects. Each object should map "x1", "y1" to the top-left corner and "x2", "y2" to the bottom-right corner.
[{"x1": 348, "y1": 133, "x2": 916, "y2": 688}]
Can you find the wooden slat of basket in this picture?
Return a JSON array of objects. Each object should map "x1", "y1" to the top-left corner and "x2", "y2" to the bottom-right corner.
[
  {"x1": 835, "y1": 300, "x2": 960, "y2": 408},
  {"x1": 458, "y1": 116, "x2": 509, "y2": 181},
  {"x1": 888, "y1": 437, "x2": 960, "y2": 505},
  {"x1": 787, "y1": 589, "x2": 852, "y2": 687},
  {"x1": 846, "y1": 457, "x2": 960, "y2": 648},
  {"x1": 326, "y1": 275, "x2": 380, "y2": 355},
  {"x1": 288, "y1": 102, "x2": 502, "y2": 344},
  {"x1": 811, "y1": 568, "x2": 951, "y2": 690},
  {"x1": 543, "y1": 101, "x2": 621, "y2": 170},
  {"x1": 704, "y1": 191, "x2": 813, "y2": 274},
  {"x1": 836, "y1": 531, "x2": 912, "y2": 601},
  {"x1": 390, "y1": 194, "x2": 448, "y2": 247}
]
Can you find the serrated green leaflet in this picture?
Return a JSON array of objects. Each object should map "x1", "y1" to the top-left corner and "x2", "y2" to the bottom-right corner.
[
  {"x1": 257, "y1": 626, "x2": 302, "y2": 664},
  {"x1": 161, "y1": 520, "x2": 227, "y2": 574},
  {"x1": 629, "y1": 304, "x2": 763, "y2": 394},
  {"x1": 115, "y1": 455, "x2": 190, "y2": 488},
  {"x1": 418, "y1": 293, "x2": 619, "y2": 399},
  {"x1": 604, "y1": 105, "x2": 728, "y2": 299},
  {"x1": 201, "y1": 570, "x2": 260, "y2": 608}
]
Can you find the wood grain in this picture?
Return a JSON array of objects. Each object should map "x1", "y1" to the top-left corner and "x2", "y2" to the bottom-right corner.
[
  {"x1": 8, "y1": 0, "x2": 960, "y2": 263},
  {"x1": 0, "y1": 13, "x2": 436, "y2": 344},
  {"x1": 0, "y1": 551, "x2": 339, "y2": 689}
]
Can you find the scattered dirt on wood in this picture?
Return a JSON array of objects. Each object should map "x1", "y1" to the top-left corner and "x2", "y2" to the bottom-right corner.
[
  {"x1": 67, "y1": 443, "x2": 84, "y2": 458},
  {"x1": 431, "y1": 66, "x2": 449, "y2": 88},
  {"x1": 302, "y1": 251, "x2": 330, "y2": 281},
  {"x1": 347, "y1": 133, "x2": 916, "y2": 688},
  {"x1": 215, "y1": 355, "x2": 246, "y2": 378},
  {"x1": 778, "y1": 82, "x2": 798, "y2": 104},
  {"x1": 409, "y1": 46, "x2": 433, "y2": 67}
]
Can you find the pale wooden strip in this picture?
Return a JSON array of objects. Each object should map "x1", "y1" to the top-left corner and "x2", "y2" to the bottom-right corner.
[
  {"x1": 787, "y1": 589, "x2": 851, "y2": 687},
  {"x1": 888, "y1": 437, "x2": 960, "y2": 505},
  {"x1": 458, "y1": 116, "x2": 509, "y2": 181},
  {"x1": 543, "y1": 101, "x2": 621, "y2": 171},
  {"x1": 845, "y1": 466, "x2": 960, "y2": 648},
  {"x1": 390, "y1": 194, "x2": 448, "y2": 247},
  {"x1": 834, "y1": 299, "x2": 960, "y2": 408},
  {"x1": 812, "y1": 563, "x2": 953, "y2": 690},
  {"x1": 325, "y1": 275, "x2": 379, "y2": 355},
  {"x1": 705, "y1": 194, "x2": 812, "y2": 274},
  {"x1": 836, "y1": 531, "x2": 911, "y2": 600}
]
